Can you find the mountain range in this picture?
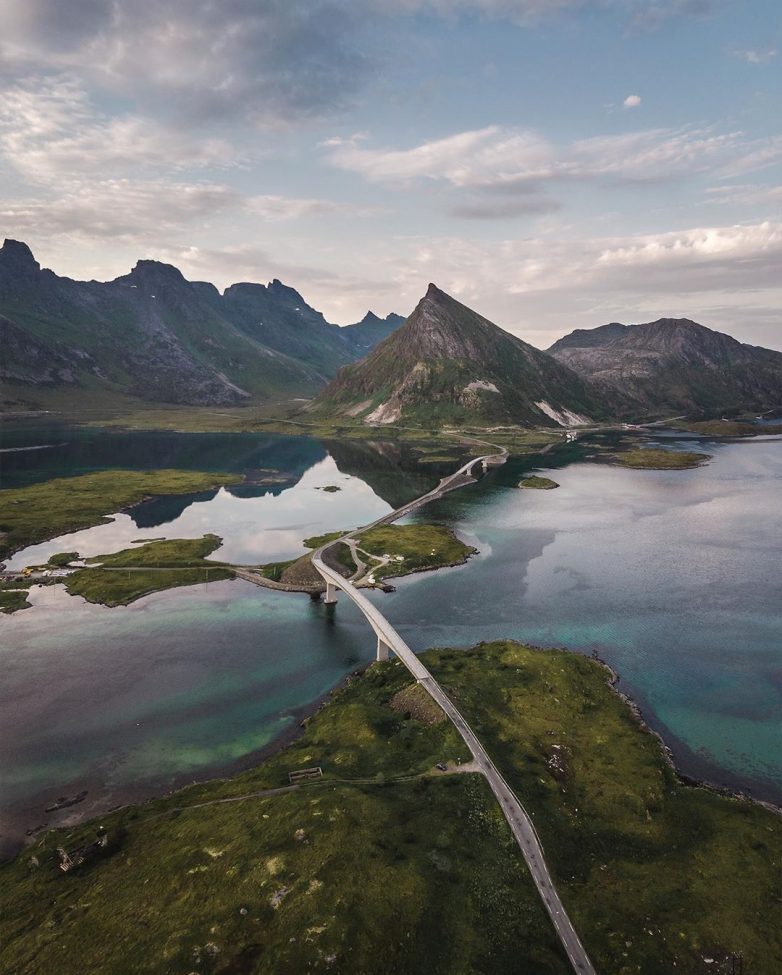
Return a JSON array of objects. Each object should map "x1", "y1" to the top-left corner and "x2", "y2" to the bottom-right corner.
[
  {"x1": 2, "y1": 237, "x2": 780, "y2": 425},
  {"x1": 0, "y1": 239, "x2": 402, "y2": 409}
]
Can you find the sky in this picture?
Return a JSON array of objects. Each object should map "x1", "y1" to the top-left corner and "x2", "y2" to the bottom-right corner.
[{"x1": 0, "y1": 0, "x2": 780, "y2": 350}]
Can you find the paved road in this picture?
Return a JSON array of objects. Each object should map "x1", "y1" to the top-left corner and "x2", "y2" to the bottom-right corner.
[{"x1": 312, "y1": 445, "x2": 596, "y2": 975}]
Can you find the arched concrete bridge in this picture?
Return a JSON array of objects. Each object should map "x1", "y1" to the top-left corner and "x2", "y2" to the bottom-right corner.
[{"x1": 311, "y1": 445, "x2": 596, "y2": 975}]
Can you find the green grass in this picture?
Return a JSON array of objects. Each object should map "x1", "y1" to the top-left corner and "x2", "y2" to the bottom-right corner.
[
  {"x1": 0, "y1": 582, "x2": 31, "y2": 614},
  {"x1": 614, "y1": 448, "x2": 710, "y2": 470},
  {"x1": 357, "y1": 524, "x2": 476, "y2": 580},
  {"x1": 0, "y1": 469, "x2": 244, "y2": 560},
  {"x1": 676, "y1": 420, "x2": 782, "y2": 438},
  {"x1": 301, "y1": 531, "x2": 344, "y2": 549},
  {"x1": 47, "y1": 551, "x2": 79, "y2": 567},
  {"x1": 2, "y1": 642, "x2": 777, "y2": 973},
  {"x1": 62, "y1": 535, "x2": 233, "y2": 606},
  {"x1": 426, "y1": 641, "x2": 782, "y2": 975},
  {"x1": 258, "y1": 559, "x2": 297, "y2": 582},
  {"x1": 257, "y1": 533, "x2": 356, "y2": 584},
  {"x1": 0, "y1": 658, "x2": 566, "y2": 975},
  {"x1": 518, "y1": 475, "x2": 559, "y2": 490}
]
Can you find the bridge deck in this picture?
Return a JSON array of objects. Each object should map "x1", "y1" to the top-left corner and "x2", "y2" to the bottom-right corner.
[{"x1": 311, "y1": 444, "x2": 596, "y2": 975}]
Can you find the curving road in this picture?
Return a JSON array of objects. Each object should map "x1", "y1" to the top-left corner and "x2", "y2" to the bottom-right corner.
[{"x1": 312, "y1": 444, "x2": 596, "y2": 975}]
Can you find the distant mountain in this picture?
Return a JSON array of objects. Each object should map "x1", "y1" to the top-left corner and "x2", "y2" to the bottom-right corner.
[
  {"x1": 312, "y1": 283, "x2": 613, "y2": 427},
  {"x1": 343, "y1": 311, "x2": 406, "y2": 354},
  {"x1": 549, "y1": 318, "x2": 782, "y2": 416},
  {"x1": 0, "y1": 239, "x2": 403, "y2": 409}
]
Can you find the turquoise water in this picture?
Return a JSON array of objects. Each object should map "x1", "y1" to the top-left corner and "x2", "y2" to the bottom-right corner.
[
  {"x1": 379, "y1": 436, "x2": 782, "y2": 800},
  {"x1": 0, "y1": 426, "x2": 779, "y2": 852},
  {"x1": 0, "y1": 576, "x2": 374, "y2": 854}
]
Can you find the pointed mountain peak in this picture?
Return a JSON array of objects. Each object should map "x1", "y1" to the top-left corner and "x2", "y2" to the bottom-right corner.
[
  {"x1": 1, "y1": 238, "x2": 40, "y2": 274},
  {"x1": 424, "y1": 282, "x2": 450, "y2": 302},
  {"x1": 358, "y1": 311, "x2": 382, "y2": 326},
  {"x1": 315, "y1": 285, "x2": 610, "y2": 429}
]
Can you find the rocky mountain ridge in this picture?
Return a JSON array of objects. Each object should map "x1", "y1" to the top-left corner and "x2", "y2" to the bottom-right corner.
[
  {"x1": 0, "y1": 239, "x2": 403, "y2": 409},
  {"x1": 549, "y1": 318, "x2": 782, "y2": 415}
]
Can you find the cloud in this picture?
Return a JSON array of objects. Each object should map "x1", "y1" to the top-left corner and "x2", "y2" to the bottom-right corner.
[
  {"x1": 590, "y1": 221, "x2": 782, "y2": 287},
  {"x1": 704, "y1": 184, "x2": 782, "y2": 207},
  {"x1": 386, "y1": 221, "x2": 782, "y2": 303},
  {"x1": 247, "y1": 195, "x2": 379, "y2": 220},
  {"x1": 153, "y1": 243, "x2": 398, "y2": 315},
  {"x1": 0, "y1": 1, "x2": 369, "y2": 127},
  {"x1": 623, "y1": 94, "x2": 642, "y2": 108},
  {"x1": 733, "y1": 48, "x2": 777, "y2": 64},
  {"x1": 629, "y1": 0, "x2": 715, "y2": 32},
  {"x1": 0, "y1": 76, "x2": 235, "y2": 184},
  {"x1": 449, "y1": 197, "x2": 561, "y2": 219},
  {"x1": 325, "y1": 124, "x2": 773, "y2": 202},
  {"x1": 0, "y1": 180, "x2": 241, "y2": 240},
  {"x1": 324, "y1": 127, "x2": 548, "y2": 187},
  {"x1": 0, "y1": 1, "x2": 720, "y2": 134},
  {"x1": 366, "y1": 219, "x2": 782, "y2": 348},
  {"x1": 0, "y1": 182, "x2": 363, "y2": 244}
]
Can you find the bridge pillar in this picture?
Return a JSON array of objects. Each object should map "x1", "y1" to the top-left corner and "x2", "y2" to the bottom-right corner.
[
  {"x1": 323, "y1": 581, "x2": 339, "y2": 604},
  {"x1": 482, "y1": 458, "x2": 488, "y2": 472},
  {"x1": 376, "y1": 636, "x2": 390, "y2": 662}
]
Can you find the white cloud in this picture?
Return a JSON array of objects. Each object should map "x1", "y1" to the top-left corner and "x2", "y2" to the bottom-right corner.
[
  {"x1": 362, "y1": 219, "x2": 782, "y2": 348},
  {"x1": 0, "y1": 180, "x2": 241, "y2": 240},
  {"x1": 0, "y1": 76, "x2": 235, "y2": 185},
  {"x1": 704, "y1": 184, "x2": 782, "y2": 207},
  {"x1": 0, "y1": 1, "x2": 369, "y2": 126},
  {"x1": 591, "y1": 221, "x2": 782, "y2": 281},
  {"x1": 247, "y1": 195, "x2": 378, "y2": 220},
  {"x1": 325, "y1": 126, "x2": 553, "y2": 187},
  {"x1": 0, "y1": 183, "x2": 364, "y2": 243},
  {"x1": 734, "y1": 48, "x2": 777, "y2": 64},
  {"x1": 325, "y1": 124, "x2": 772, "y2": 200},
  {"x1": 623, "y1": 94, "x2": 641, "y2": 108}
]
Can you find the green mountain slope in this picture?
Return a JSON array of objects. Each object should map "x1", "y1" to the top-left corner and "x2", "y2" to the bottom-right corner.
[
  {"x1": 312, "y1": 284, "x2": 615, "y2": 427},
  {"x1": 0, "y1": 240, "x2": 404, "y2": 409}
]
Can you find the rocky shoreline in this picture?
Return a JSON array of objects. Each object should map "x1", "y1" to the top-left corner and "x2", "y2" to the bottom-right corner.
[{"x1": 590, "y1": 650, "x2": 782, "y2": 816}]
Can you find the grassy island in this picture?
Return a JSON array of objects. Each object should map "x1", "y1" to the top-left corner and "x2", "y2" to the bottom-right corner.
[
  {"x1": 0, "y1": 641, "x2": 778, "y2": 975},
  {"x1": 518, "y1": 475, "x2": 559, "y2": 490},
  {"x1": 357, "y1": 523, "x2": 475, "y2": 581},
  {"x1": 63, "y1": 535, "x2": 233, "y2": 606},
  {"x1": 254, "y1": 523, "x2": 475, "y2": 590},
  {"x1": 0, "y1": 469, "x2": 244, "y2": 560},
  {"x1": 615, "y1": 448, "x2": 711, "y2": 470}
]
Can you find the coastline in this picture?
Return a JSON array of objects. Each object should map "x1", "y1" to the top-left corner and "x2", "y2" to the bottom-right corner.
[
  {"x1": 4, "y1": 635, "x2": 778, "y2": 864},
  {"x1": 0, "y1": 663, "x2": 367, "y2": 862},
  {"x1": 591, "y1": 651, "x2": 782, "y2": 816}
]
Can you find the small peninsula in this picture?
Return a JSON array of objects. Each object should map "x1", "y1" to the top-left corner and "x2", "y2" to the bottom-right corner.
[
  {"x1": 0, "y1": 469, "x2": 244, "y2": 560},
  {"x1": 62, "y1": 535, "x2": 233, "y2": 607}
]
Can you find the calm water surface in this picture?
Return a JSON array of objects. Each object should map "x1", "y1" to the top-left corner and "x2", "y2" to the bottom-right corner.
[{"x1": 0, "y1": 425, "x2": 779, "y2": 853}]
